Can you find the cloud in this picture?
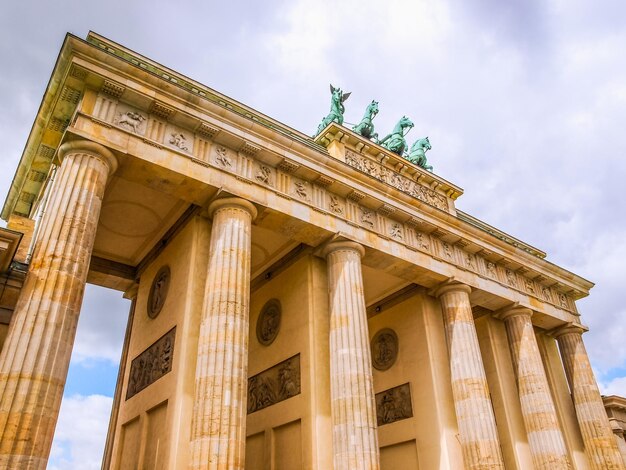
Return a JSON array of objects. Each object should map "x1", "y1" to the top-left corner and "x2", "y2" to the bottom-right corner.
[
  {"x1": 601, "y1": 376, "x2": 626, "y2": 397},
  {"x1": 1, "y1": 0, "x2": 626, "y2": 464},
  {"x1": 72, "y1": 285, "x2": 130, "y2": 364},
  {"x1": 48, "y1": 394, "x2": 113, "y2": 470}
]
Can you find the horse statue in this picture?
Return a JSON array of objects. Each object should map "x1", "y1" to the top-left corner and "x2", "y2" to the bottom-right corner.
[
  {"x1": 352, "y1": 100, "x2": 379, "y2": 141},
  {"x1": 407, "y1": 137, "x2": 433, "y2": 171},
  {"x1": 315, "y1": 84, "x2": 351, "y2": 137},
  {"x1": 379, "y1": 116, "x2": 414, "y2": 155}
]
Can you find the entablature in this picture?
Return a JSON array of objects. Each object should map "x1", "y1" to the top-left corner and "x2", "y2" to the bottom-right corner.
[{"x1": 4, "y1": 31, "x2": 594, "y2": 327}]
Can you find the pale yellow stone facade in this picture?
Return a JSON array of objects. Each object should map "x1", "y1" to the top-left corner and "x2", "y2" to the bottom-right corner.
[{"x1": 0, "y1": 31, "x2": 624, "y2": 470}]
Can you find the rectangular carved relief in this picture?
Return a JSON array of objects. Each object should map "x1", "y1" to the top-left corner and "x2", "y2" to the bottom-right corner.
[
  {"x1": 126, "y1": 327, "x2": 176, "y2": 400},
  {"x1": 376, "y1": 383, "x2": 413, "y2": 426},
  {"x1": 247, "y1": 354, "x2": 301, "y2": 414}
]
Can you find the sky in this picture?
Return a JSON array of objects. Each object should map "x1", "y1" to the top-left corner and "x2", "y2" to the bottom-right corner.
[{"x1": 1, "y1": 0, "x2": 626, "y2": 468}]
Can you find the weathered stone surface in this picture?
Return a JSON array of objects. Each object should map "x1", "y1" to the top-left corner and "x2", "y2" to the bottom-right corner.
[
  {"x1": 189, "y1": 197, "x2": 257, "y2": 470},
  {"x1": 324, "y1": 241, "x2": 380, "y2": 470},
  {"x1": 555, "y1": 324, "x2": 626, "y2": 470},
  {"x1": 499, "y1": 307, "x2": 571, "y2": 468},
  {"x1": 0, "y1": 140, "x2": 116, "y2": 469},
  {"x1": 435, "y1": 282, "x2": 505, "y2": 469}
]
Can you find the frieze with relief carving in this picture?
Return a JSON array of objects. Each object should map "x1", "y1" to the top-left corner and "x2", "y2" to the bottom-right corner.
[
  {"x1": 126, "y1": 327, "x2": 176, "y2": 399},
  {"x1": 376, "y1": 383, "x2": 413, "y2": 426},
  {"x1": 247, "y1": 354, "x2": 301, "y2": 414},
  {"x1": 345, "y1": 150, "x2": 448, "y2": 211},
  {"x1": 89, "y1": 102, "x2": 576, "y2": 315}
]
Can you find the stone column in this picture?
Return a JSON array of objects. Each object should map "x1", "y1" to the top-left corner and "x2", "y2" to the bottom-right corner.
[
  {"x1": 0, "y1": 140, "x2": 117, "y2": 469},
  {"x1": 322, "y1": 241, "x2": 379, "y2": 470},
  {"x1": 435, "y1": 282, "x2": 505, "y2": 469},
  {"x1": 189, "y1": 198, "x2": 257, "y2": 470},
  {"x1": 608, "y1": 419, "x2": 626, "y2": 466},
  {"x1": 499, "y1": 307, "x2": 570, "y2": 468},
  {"x1": 554, "y1": 324, "x2": 626, "y2": 470}
]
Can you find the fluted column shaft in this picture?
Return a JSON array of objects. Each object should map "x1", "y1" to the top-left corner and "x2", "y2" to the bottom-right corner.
[
  {"x1": 500, "y1": 307, "x2": 570, "y2": 468},
  {"x1": 0, "y1": 140, "x2": 117, "y2": 469},
  {"x1": 436, "y1": 283, "x2": 505, "y2": 469},
  {"x1": 189, "y1": 198, "x2": 257, "y2": 470},
  {"x1": 555, "y1": 325, "x2": 626, "y2": 470},
  {"x1": 323, "y1": 241, "x2": 379, "y2": 470},
  {"x1": 608, "y1": 419, "x2": 626, "y2": 466}
]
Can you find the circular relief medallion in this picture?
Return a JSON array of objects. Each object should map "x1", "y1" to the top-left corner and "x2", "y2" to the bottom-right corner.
[
  {"x1": 371, "y1": 328, "x2": 399, "y2": 371},
  {"x1": 256, "y1": 299, "x2": 282, "y2": 346},
  {"x1": 147, "y1": 266, "x2": 170, "y2": 319}
]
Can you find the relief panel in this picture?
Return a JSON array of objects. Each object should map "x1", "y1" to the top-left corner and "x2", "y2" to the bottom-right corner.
[
  {"x1": 247, "y1": 354, "x2": 301, "y2": 414},
  {"x1": 376, "y1": 383, "x2": 413, "y2": 426},
  {"x1": 113, "y1": 102, "x2": 147, "y2": 135},
  {"x1": 126, "y1": 327, "x2": 176, "y2": 399}
]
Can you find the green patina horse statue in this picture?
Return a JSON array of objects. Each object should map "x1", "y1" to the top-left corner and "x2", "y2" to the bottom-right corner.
[
  {"x1": 315, "y1": 84, "x2": 351, "y2": 137},
  {"x1": 407, "y1": 137, "x2": 433, "y2": 171},
  {"x1": 379, "y1": 116, "x2": 414, "y2": 155},
  {"x1": 352, "y1": 100, "x2": 379, "y2": 141}
]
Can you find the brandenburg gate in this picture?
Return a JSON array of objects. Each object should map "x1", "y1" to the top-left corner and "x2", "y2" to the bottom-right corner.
[{"x1": 0, "y1": 32, "x2": 624, "y2": 469}]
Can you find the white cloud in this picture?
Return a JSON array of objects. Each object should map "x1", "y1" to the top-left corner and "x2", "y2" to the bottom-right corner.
[
  {"x1": 0, "y1": 0, "x2": 625, "y2": 465},
  {"x1": 48, "y1": 394, "x2": 113, "y2": 470},
  {"x1": 71, "y1": 285, "x2": 130, "y2": 364},
  {"x1": 601, "y1": 377, "x2": 626, "y2": 397}
]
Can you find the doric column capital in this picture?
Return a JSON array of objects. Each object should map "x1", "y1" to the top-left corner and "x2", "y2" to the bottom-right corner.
[
  {"x1": 496, "y1": 305, "x2": 533, "y2": 322},
  {"x1": 551, "y1": 322, "x2": 588, "y2": 339},
  {"x1": 321, "y1": 240, "x2": 364, "y2": 259},
  {"x1": 207, "y1": 197, "x2": 258, "y2": 220},
  {"x1": 434, "y1": 281, "x2": 471, "y2": 298},
  {"x1": 58, "y1": 139, "x2": 118, "y2": 176}
]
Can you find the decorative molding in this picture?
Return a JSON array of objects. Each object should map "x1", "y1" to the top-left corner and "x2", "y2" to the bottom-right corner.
[
  {"x1": 126, "y1": 327, "x2": 176, "y2": 399},
  {"x1": 376, "y1": 383, "x2": 413, "y2": 426},
  {"x1": 37, "y1": 144, "x2": 56, "y2": 160},
  {"x1": 69, "y1": 65, "x2": 88, "y2": 80},
  {"x1": 247, "y1": 354, "x2": 301, "y2": 414},
  {"x1": 196, "y1": 122, "x2": 220, "y2": 139},
  {"x1": 345, "y1": 150, "x2": 449, "y2": 212},
  {"x1": 347, "y1": 190, "x2": 365, "y2": 202},
  {"x1": 378, "y1": 204, "x2": 395, "y2": 216},
  {"x1": 315, "y1": 175, "x2": 335, "y2": 188},
  {"x1": 83, "y1": 99, "x2": 576, "y2": 315},
  {"x1": 277, "y1": 159, "x2": 300, "y2": 174},
  {"x1": 47, "y1": 117, "x2": 69, "y2": 133},
  {"x1": 240, "y1": 141, "x2": 261, "y2": 156},
  {"x1": 60, "y1": 86, "x2": 82, "y2": 104},
  {"x1": 102, "y1": 80, "x2": 125, "y2": 98},
  {"x1": 150, "y1": 101, "x2": 175, "y2": 120},
  {"x1": 27, "y1": 169, "x2": 47, "y2": 183}
]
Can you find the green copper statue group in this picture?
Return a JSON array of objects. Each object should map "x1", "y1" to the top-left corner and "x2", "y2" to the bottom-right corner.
[{"x1": 314, "y1": 84, "x2": 434, "y2": 172}]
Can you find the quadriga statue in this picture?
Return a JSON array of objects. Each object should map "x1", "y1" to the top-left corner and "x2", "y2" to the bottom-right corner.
[
  {"x1": 314, "y1": 84, "x2": 351, "y2": 137},
  {"x1": 379, "y1": 116, "x2": 414, "y2": 155},
  {"x1": 352, "y1": 100, "x2": 379, "y2": 141},
  {"x1": 407, "y1": 137, "x2": 433, "y2": 171}
]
